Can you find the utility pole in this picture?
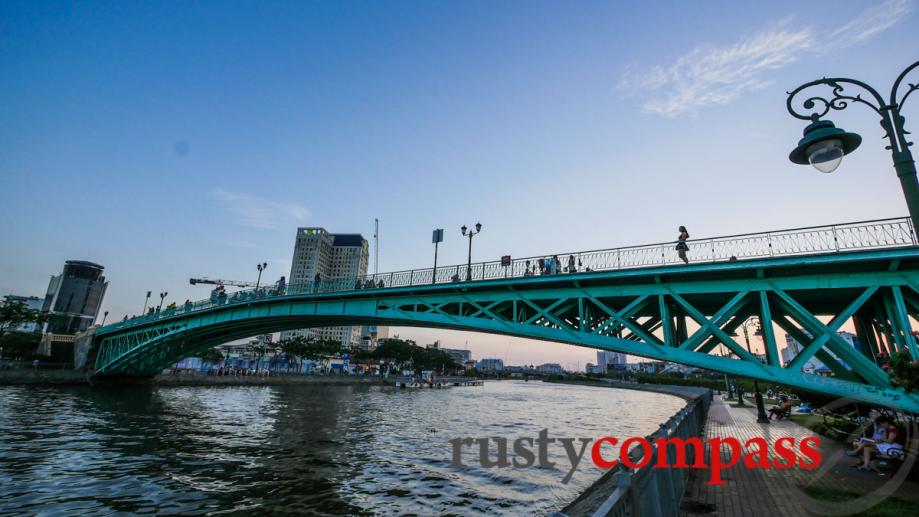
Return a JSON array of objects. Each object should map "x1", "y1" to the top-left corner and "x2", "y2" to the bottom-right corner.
[{"x1": 432, "y1": 229, "x2": 443, "y2": 284}]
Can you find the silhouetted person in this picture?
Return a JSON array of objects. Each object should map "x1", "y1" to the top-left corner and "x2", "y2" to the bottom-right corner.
[{"x1": 676, "y1": 226, "x2": 690, "y2": 264}]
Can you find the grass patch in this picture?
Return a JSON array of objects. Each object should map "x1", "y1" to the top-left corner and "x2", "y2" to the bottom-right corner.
[{"x1": 800, "y1": 486, "x2": 916, "y2": 516}]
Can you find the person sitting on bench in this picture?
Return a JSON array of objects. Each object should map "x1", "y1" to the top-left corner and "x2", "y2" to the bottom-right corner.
[
  {"x1": 767, "y1": 396, "x2": 792, "y2": 420},
  {"x1": 848, "y1": 410, "x2": 885, "y2": 456},
  {"x1": 853, "y1": 416, "x2": 904, "y2": 473}
]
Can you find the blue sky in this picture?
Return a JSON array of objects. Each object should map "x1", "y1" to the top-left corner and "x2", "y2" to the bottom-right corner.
[{"x1": 2, "y1": 0, "x2": 917, "y2": 368}]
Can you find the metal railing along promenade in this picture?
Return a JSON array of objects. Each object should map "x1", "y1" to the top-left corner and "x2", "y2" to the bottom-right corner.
[
  {"x1": 557, "y1": 386, "x2": 713, "y2": 517},
  {"x1": 101, "y1": 217, "x2": 916, "y2": 332}
]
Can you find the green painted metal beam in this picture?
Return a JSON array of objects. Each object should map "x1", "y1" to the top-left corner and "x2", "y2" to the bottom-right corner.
[{"x1": 90, "y1": 247, "x2": 919, "y2": 412}]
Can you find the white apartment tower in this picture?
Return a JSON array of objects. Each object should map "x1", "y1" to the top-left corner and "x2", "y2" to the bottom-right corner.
[{"x1": 281, "y1": 228, "x2": 370, "y2": 348}]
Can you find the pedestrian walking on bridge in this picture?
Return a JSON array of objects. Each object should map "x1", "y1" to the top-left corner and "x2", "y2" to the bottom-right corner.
[{"x1": 676, "y1": 226, "x2": 690, "y2": 264}]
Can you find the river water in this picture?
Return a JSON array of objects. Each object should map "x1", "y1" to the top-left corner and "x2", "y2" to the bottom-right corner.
[{"x1": 0, "y1": 380, "x2": 683, "y2": 515}]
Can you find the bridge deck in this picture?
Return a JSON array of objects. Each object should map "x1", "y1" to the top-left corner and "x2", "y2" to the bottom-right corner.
[
  {"x1": 89, "y1": 218, "x2": 919, "y2": 412},
  {"x1": 100, "y1": 217, "x2": 916, "y2": 335}
]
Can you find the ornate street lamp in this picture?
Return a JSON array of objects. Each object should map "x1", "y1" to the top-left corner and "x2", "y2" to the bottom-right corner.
[
  {"x1": 787, "y1": 60, "x2": 919, "y2": 232},
  {"x1": 739, "y1": 318, "x2": 770, "y2": 423},
  {"x1": 158, "y1": 291, "x2": 168, "y2": 312},
  {"x1": 461, "y1": 222, "x2": 483, "y2": 282},
  {"x1": 256, "y1": 262, "x2": 268, "y2": 290}
]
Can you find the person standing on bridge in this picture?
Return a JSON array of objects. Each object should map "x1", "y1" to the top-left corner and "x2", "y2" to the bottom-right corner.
[
  {"x1": 314, "y1": 272, "x2": 321, "y2": 293},
  {"x1": 676, "y1": 226, "x2": 690, "y2": 264}
]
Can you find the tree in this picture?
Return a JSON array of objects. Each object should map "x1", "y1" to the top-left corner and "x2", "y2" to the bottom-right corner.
[
  {"x1": 0, "y1": 300, "x2": 44, "y2": 340},
  {"x1": 198, "y1": 347, "x2": 225, "y2": 365},
  {"x1": 247, "y1": 340, "x2": 270, "y2": 372},
  {"x1": 371, "y1": 338, "x2": 460, "y2": 374},
  {"x1": 279, "y1": 336, "x2": 311, "y2": 373},
  {"x1": 0, "y1": 331, "x2": 42, "y2": 359}
]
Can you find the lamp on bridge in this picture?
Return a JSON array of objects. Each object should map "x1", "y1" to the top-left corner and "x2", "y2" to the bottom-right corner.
[
  {"x1": 256, "y1": 262, "x2": 268, "y2": 290},
  {"x1": 787, "y1": 59, "x2": 919, "y2": 233},
  {"x1": 789, "y1": 119, "x2": 861, "y2": 174},
  {"x1": 461, "y1": 222, "x2": 483, "y2": 282}
]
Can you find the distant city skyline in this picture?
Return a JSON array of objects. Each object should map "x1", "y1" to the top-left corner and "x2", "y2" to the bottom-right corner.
[{"x1": 2, "y1": 1, "x2": 917, "y2": 366}]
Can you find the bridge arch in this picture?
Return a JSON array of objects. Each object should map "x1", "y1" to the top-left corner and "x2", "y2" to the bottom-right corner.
[{"x1": 91, "y1": 247, "x2": 919, "y2": 412}]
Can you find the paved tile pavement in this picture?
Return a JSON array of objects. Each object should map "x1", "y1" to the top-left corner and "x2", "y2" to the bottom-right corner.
[{"x1": 680, "y1": 396, "x2": 918, "y2": 516}]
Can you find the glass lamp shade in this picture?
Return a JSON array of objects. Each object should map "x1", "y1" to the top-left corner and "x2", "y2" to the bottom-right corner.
[{"x1": 807, "y1": 138, "x2": 845, "y2": 173}]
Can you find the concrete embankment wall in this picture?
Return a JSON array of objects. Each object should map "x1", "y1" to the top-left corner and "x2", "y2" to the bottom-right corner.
[
  {"x1": 549, "y1": 379, "x2": 712, "y2": 517},
  {"x1": 151, "y1": 374, "x2": 387, "y2": 387}
]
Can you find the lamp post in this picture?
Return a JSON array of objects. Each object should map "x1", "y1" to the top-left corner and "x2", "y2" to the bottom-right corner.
[
  {"x1": 100, "y1": 311, "x2": 109, "y2": 326},
  {"x1": 718, "y1": 344, "x2": 731, "y2": 396},
  {"x1": 256, "y1": 262, "x2": 268, "y2": 290},
  {"x1": 460, "y1": 222, "x2": 482, "y2": 282},
  {"x1": 739, "y1": 318, "x2": 770, "y2": 423},
  {"x1": 158, "y1": 292, "x2": 168, "y2": 312},
  {"x1": 787, "y1": 60, "x2": 919, "y2": 234},
  {"x1": 142, "y1": 290, "x2": 151, "y2": 314}
]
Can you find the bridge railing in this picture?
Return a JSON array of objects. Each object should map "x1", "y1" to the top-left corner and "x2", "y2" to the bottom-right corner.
[{"x1": 100, "y1": 217, "x2": 915, "y2": 332}]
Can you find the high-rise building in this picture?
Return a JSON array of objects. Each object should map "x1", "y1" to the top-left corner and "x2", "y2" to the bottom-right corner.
[
  {"x1": 476, "y1": 358, "x2": 504, "y2": 371},
  {"x1": 597, "y1": 350, "x2": 627, "y2": 370},
  {"x1": 358, "y1": 324, "x2": 389, "y2": 351},
  {"x1": 281, "y1": 228, "x2": 375, "y2": 348},
  {"x1": 41, "y1": 260, "x2": 108, "y2": 334},
  {"x1": 781, "y1": 331, "x2": 861, "y2": 373}
]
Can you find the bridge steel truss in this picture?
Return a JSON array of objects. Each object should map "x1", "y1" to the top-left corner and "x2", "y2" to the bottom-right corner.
[{"x1": 91, "y1": 248, "x2": 919, "y2": 412}]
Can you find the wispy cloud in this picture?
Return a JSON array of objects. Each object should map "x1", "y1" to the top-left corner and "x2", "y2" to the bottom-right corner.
[
  {"x1": 618, "y1": 0, "x2": 913, "y2": 117},
  {"x1": 830, "y1": 0, "x2": 913, "y2": 46},
  {"x1": 211, "y1": 188, "x2": 309, "y2": 229}
]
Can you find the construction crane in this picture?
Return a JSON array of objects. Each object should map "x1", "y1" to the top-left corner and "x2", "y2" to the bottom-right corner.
[{"x1": 189, "y1": 277, "x2": 258, "y2": 289}]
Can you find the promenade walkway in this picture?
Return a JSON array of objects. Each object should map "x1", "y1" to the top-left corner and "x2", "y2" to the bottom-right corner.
[{"x1": 681, "y1": 396, "x2": 919, "y2": 516}]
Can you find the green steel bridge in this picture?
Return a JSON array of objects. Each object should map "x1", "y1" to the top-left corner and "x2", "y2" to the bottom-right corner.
[{"x1": 90, "y1": 217, "x2": 919, "y2": 411}]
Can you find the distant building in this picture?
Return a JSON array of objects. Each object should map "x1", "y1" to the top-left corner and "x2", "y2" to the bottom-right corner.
[
  {"x1": 36, "y1": 261, "x2": 107, "y2": 361},
  {"x1": 585, "y1": 363, "x2": 606, "y2": 374},
  {"x1": 443, "y1": 348, "x2": 472, "y2": 365},
  {"x1": 3, "y1": 295, "x2": 43, "y2": 333},
  {"x1": 628, "y1": 361, "x2": 666, "y2": 374},
  {"x1": 358, "y1": 325, "x2": 388, "y2": 351},
  {"x1": 537, "y1": 363, "x2": 563, "y2": 374},
  {"x1": 41, "y1": 260, "x2": 108, "y2": 334},
  {"x1": 597, "y1": 350, "x2": 627, "y2": 370},
  {"x1": 781, "y1": 331, "x2": 861, "y2": 373},
  {"x1": 476, "y1": 358, "x2": 504, "y2": 371},
  {"x1": 425, "y1": 340, "x2": 472, "y2": 366},
  {"x1": 281, "y1": 228, "x2": 375, "y2": 348}
]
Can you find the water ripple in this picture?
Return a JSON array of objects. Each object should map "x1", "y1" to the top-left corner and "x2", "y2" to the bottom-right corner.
[{"x1": 0, "y1": 381, "x2": 682, "y2": 515}]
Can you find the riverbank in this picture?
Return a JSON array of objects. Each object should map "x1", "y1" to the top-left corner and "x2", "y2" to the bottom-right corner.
[
  {"x1": 0, "y1": 369, "x2": 388, "y2": 387},
  {"x1": 549, "y1": 378, "x2": 712, "y2": 516},
  {"x1": 0, "y1": 369, "x2": 89, "y2": 385}
]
